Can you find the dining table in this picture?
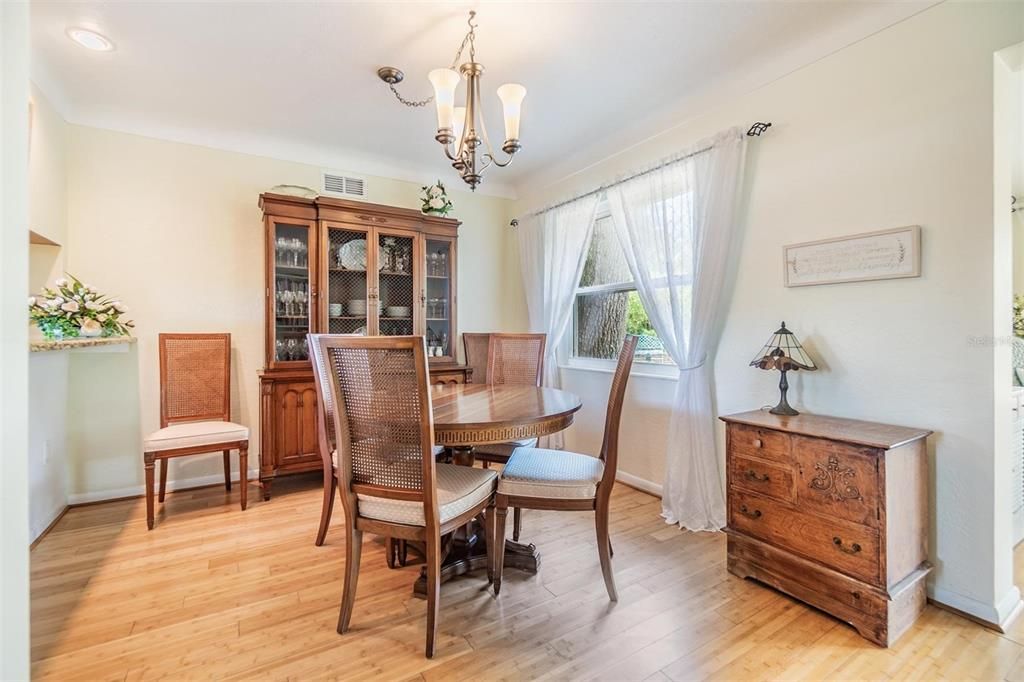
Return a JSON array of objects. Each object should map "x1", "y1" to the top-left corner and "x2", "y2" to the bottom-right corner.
[{"x1": 409, "y1": 382, "x2": 583, "y2": 596}]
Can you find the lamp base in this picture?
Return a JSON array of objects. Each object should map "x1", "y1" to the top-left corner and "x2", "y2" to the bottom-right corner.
[
  {"x1": 769, "y1": 368, "x2": 799, "y2": 416},
  {"x1": 769, "y1": 403, "x2": 799, "y2": 417}
]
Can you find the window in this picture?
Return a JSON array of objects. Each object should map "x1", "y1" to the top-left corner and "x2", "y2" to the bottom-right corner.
[{"x1": 571, "y1": 214, "x2": 675, "y2": 366}]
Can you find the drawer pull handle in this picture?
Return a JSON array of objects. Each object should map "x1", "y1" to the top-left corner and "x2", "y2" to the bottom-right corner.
[
  {"x1": 752, "y1": 438, "x2": 763, "y2": 448},
  {"x1": 744, "y1": 469, "x2": 770, "y2": 483},
  {"x1": 832, "y1": 536, "x2": 862, "y2": 555},
  {"x1": 738, "y1": 505, "x2": 762, "y2": 519}
]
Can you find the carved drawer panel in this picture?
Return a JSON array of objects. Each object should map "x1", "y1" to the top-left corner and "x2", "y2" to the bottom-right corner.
[
  {"x1": 728, "y1": 423, "x2": 791, "y2": 464},
  {"x1": 729, "y1": 490, "x2": 881, "y2": 585},
  {"x1": 793, "y1": 436, "x2": 880, "y2": 528},
  {"x1": 729, "y1": 453, "x2": 795, "y2": 503}
]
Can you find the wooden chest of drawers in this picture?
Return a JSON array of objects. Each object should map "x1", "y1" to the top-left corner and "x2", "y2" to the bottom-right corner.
[{"x1": 721, "y1": 410, "x2": 932, "y2": 647}]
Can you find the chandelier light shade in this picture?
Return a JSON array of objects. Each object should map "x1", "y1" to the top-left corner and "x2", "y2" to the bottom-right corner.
[
  {"x1": 379, "y1": 11, "x2": 525, "y2": 191},
  {"x1": 496, "y1": 83, "x2": 526, "y2": 143},
  {"x1": 427, "y1": 68, "x2": 460, "y2": 132}
]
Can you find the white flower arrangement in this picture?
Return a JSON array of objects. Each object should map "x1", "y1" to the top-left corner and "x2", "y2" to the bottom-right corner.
[
  {"x1": 29, "y1": 274, "x2": 134, "y2": 339},
  {"x1": 420, "y1": 180, "x2": 453, "y2": 216}
]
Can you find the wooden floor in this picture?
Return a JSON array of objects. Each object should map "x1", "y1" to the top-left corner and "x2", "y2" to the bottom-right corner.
[{"x1": 30, "y1": 474, "x2": 1024, "y2": 681}]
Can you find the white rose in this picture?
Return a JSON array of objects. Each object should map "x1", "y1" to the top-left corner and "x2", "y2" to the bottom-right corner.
[
  {"x1": 55, "y1": 278, "x2": 68, "y2": 287},
  {"x1": 79, "y1": 319, "x2": 102, "y2": 336},
  {"x1": 113, "y1": 301, "x2": 127, "y2": 313},
  {"x1": 428, "y1": 197, "x2": 444, "y2": 209},
  {"x1": 28, "y1": 296, "x2": 36, "y2": 306},
  {"x1": 97, "y1": 313, "x2": 108, "y2": 322},
  {"x1": 430, "y1": 186, "x2": 442, "y2": 197},
  {"x1": 61, "y1": 301, "x2": 80, "y2": 313},
  {"x1": 46, "y1": 299, "x2": 60, "y2": 308}
]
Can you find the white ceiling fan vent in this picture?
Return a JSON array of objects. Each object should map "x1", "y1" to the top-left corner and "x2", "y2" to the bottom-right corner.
[{"x1": 322, "y1": 170, "x2": 367, "y2": 200}]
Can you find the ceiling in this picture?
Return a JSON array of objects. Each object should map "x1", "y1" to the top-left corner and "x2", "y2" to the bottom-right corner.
[{"x1": 31, "y1": 1, "x2": 936, "y2": 198}]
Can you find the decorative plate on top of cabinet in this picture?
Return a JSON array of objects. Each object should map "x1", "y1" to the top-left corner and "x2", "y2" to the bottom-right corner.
[{"x1": 338, "y1": 240, "x2": 367, "y2": 270}]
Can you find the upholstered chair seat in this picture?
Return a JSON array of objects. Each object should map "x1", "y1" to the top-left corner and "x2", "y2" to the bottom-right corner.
[
  {"x1": 358, "y1": 464, "x2": 496, "y2": 526},
  {"x1": 491, "y1": 335, "x2": 639, "y2": 601},
  {"x1": 144, "y1": 421, "x2": 249, "y2": 452},
  {"x1": 497, "y1": 448, "x2": 604, "y2": 500}
]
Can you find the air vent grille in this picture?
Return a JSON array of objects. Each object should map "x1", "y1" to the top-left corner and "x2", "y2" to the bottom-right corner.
[{"x1": 322, "y1": 171, "x2": 367, "y2": 199}]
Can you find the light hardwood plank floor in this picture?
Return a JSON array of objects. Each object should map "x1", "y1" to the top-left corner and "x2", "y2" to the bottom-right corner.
[{"x1": 30, "y1": 474, "x2": 1024, "y2": 681}]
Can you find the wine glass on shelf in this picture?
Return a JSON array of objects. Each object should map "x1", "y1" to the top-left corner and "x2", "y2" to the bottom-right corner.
[
  {"x1": 296, "y1": 285, "x2": 307, "y2": 319},
  {"x1": 286, "y1": 338, "x2": 297, "y2": 360}
]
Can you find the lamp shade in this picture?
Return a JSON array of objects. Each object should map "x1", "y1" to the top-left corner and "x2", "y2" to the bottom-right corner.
[
  {"x1": 749, "y1": 321, "x2": 817, "y2": 372},
  {"x1": 428, "y1": 68, "x2": 461, "y2": 131},
  {"x1": 496, "y1": 83, "x2": 526, "y2": 141}
]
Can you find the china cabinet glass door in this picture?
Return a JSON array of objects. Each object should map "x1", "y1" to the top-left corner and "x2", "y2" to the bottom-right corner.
[
  {"x1": 325, "y1": 225, "x2": 370, "y2": 336},
  {"x1": 270, "y1": 220, "x2": 315, "y2": 364},
  {"x1": 425, "y1": 237, "x2": 455, "y2": 361},
  {"x1": 375, "y1": 230, "x2": 417, "y2": 337}
]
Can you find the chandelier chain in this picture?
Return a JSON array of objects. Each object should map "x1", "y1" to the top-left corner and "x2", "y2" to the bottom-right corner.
[{"x1": 388, "y1": 10, "x2": 478, "y2": 109}]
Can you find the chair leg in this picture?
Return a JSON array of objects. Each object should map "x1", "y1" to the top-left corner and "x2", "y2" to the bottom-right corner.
[
  {"x1": 223, "y1": 450, "x2": 232, "y2": 491},
  {"x1": 493, "y1": 501, "x2": 509, "y2": 596},
  {"x1": 144, "y1": 453, "x2": 156, "y2": 530},
  {"x1": 337, "y1": 521, "x2": 363, "y2": 635},
  {"x1": 513, "y1": 507, "x2": 522, "y2": 542},
  {"x1": 425, "y1": 529, "x2": 441, "y2": 658},
  {"x1": 158, "y1": 458, "x2": 168, "y2": 503},
  {"x1": 316, "y1": 473, "x2": 337, "y2": 547},
  {"x1": 238, "y1": 444, "x2": 248, "y2": 511},
  {"x1": 386, "y1": 538, "x2": 398, "y2": 569},
  {"x1": 595, "y1": 498, "x2": 617, "y2": 602},
  {"x1": 484, "y1": 506, "x2": 496, "y2": 585}
]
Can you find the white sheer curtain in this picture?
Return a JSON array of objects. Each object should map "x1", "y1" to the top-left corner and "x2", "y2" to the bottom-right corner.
[
  {"x1": 606, "y1": 127, "x2": 746, "y2": 531},
  {"x1": 517, "y1": 195, "x2": 600, "y2": 449}
]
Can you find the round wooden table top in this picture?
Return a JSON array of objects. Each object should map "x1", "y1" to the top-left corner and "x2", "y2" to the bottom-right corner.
[{"x1": 430, "y1": 383, "x2": 583, "y2": 447}]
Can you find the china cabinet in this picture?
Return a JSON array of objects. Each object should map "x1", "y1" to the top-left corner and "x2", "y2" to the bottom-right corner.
[{"x1": 258, "y1": 193, "x2": 469, "y2": 498}]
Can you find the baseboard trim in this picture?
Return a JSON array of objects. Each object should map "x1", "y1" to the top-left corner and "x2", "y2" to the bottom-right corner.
[
  {"x1": 929, "y1": 585, "x2": 1024, "y2": 631},
  {"x1": 30, "y1": 505, "x2": 69, "y2": 549},
  {"x1": 67, "y1": 469, "x2": 261, "y2": 506},
  {"x1": 616, "y1": 470, "x2": 662, "y2": 497}
]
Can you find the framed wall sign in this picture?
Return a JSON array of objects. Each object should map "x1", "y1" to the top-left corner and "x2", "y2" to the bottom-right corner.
[{"x1": 783, "y1": 225, "x2": 921, "y2": 287}]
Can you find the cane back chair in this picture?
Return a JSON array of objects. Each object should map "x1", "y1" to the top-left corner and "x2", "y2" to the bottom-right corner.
[
  {"x1": 314, "y1": 334, "x2": 497, "y2": 658},
  {"x1": 142, "y1": 333, "x2": 249, "y2": 530}
]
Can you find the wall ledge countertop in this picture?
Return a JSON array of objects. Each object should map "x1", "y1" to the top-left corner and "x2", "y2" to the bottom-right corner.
[{"x1": 30, "y1": 336, "x2": 136, "y2": 353}]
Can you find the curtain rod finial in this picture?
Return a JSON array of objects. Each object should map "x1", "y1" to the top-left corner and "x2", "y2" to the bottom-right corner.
[{"x1": 747, "y1": 121, "x2": 772, "y2": 137}]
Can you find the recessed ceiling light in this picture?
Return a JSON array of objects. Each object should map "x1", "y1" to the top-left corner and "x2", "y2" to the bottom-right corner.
[{"x1": 66, "y1": 27, "x2": 114, "y2": 52}]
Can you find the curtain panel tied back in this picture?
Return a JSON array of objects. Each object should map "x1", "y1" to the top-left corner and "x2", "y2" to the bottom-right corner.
[{"x1": 606, "y1": 127, "x2": 747, "y2": 532}]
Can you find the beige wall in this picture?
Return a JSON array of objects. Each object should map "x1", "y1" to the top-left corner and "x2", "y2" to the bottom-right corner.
[
  {"x1": 64, "y1": 125, "x2": 518, "y2": 500},
  {"x1": 27, "y1": 85, "x2": 72, "y2": 541},
  {"x1": 515, "y1": 1, "x2": 1024, "y2": 625},
  {"x1": 29, "y1": 83, "x2": 68, "y2": 294}
]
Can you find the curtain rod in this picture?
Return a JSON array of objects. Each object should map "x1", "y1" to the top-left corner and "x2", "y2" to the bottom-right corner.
[{"x1": 509, "y1": 121, "x2": 771, "y2": 227}]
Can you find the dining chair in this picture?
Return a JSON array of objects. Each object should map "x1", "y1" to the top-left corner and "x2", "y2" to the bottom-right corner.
[
  {"x1": 462, "y1": 332, "x2": 491, "y2": 385},
  {"x1": 314, "y1": 334, "x2": 497, "y2": 658},
  {"x1": 142, "y1": 333, "x2": 249, "y2": 530},
  {"x1": 491, "y1": 335, "x2": 638, "y2": 600},
  {"x1": 472, "y1": 332, "x2": 546, "y2": 542},
  {"x1": 310, "y1": 334, "x2": 442, "y2": 567}
]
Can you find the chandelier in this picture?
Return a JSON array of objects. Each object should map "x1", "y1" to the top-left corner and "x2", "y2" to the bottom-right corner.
[{"x1": 377, "y1": 11, "x2": 525, "y2": 191}]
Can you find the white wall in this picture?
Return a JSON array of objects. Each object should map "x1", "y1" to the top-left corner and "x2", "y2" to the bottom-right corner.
[
  {"x1": 515, "y1": 1, "x2": 1024, "y2": 625},
  {"x1": 62, "y1": 125, "x2": 519, "y2": 501},
  {"x1": 1, "y1": 2, "x2": 32, "y2": 679}
]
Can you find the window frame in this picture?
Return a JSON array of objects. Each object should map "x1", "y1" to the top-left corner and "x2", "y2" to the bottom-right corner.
[{"x1": 565, "y1": 206, "x2": 677, "y2": 374}]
